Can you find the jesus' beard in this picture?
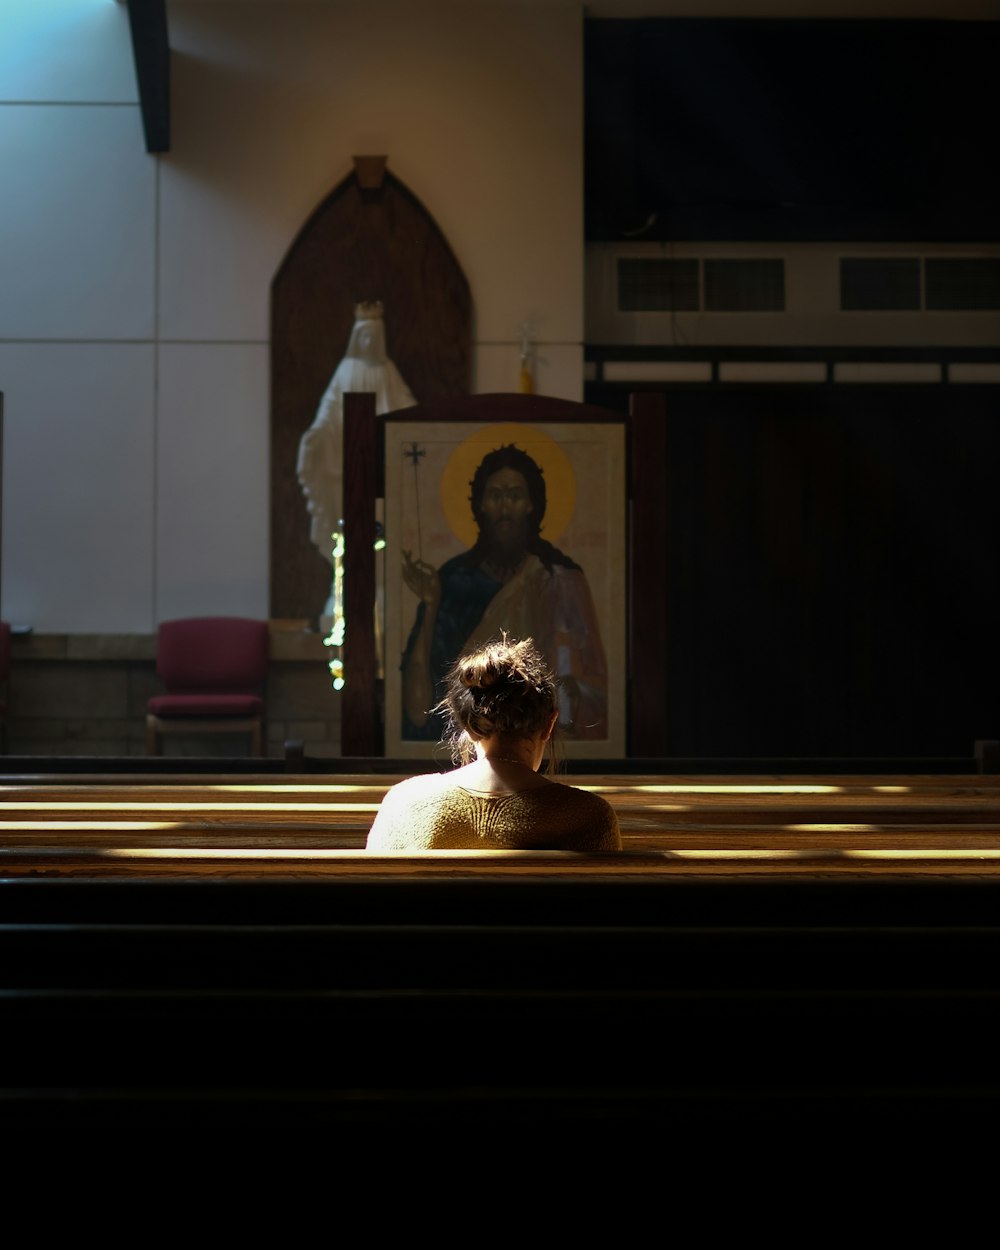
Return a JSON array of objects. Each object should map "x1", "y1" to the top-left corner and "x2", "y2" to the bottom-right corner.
[{"x1": 477, "y1": 523, "x2": 531, "y2": 580}]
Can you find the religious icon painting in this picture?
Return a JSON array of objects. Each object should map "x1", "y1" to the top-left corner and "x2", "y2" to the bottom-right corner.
[{"x1": 383, "y1": 419, "x2": 627, "y2": 759}]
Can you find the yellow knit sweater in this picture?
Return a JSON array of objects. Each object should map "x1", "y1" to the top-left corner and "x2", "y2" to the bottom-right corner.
[{"x1": 365, "y1": 772, "x2": 622, "y2": 852}]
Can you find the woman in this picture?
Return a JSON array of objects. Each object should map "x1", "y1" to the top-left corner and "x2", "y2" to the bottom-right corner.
[{"x1": 366, "y1": 634, "x2": 621, "y2": 852}]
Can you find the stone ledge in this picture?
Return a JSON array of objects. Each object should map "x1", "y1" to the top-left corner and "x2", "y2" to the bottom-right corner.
[
  {"x1": 10, "y1": 625, "x2": 329, "y2": 664},
  {"x1": 10, "y1": 634, "x2": 155, "y2": 662}
]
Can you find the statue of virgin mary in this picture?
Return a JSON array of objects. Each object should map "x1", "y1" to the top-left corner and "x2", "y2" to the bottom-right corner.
[
  {"x1": 298, "y1": 300, "x2": 416, "y2": 566},
  {"x1": 297, "y1": 301, "x2": 416, "y2": 644}
]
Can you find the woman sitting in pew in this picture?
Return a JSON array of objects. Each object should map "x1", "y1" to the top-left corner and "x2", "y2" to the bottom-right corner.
[{"x1": 366, "y1": 634, "x2": 621, "y2": 852}]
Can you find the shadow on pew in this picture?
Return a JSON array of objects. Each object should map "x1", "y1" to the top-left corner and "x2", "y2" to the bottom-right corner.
[{"x1": 4, "y1": 869, "x2": 1000, "y2": 1179}]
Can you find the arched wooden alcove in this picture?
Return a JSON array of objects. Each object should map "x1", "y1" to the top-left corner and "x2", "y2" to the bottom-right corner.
[{"x1": 270, "y1": 159, "x2": 472, "y2": 623}]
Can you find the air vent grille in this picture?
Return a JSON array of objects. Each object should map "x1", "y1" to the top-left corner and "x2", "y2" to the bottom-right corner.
[
  {"x1": 617, "y1": 259, "x2": 698, "y2": 311},
  {"x1": 617, "y1": 258, "x2": 786, "y2": 312},
  {"x1": 841, "y1": 258, "x2": 920, "y2": 310},
  {"x1": 926, "y1": 259, "x2": 1000, "y2": 310},
  {"x1": 705, "y1": 259, "x2": 784, "y2": 311}
]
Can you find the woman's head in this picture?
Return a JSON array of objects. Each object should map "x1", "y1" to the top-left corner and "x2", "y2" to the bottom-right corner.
[{"x1": 436, "y1": 633, "x2": 558, "y2": 767}]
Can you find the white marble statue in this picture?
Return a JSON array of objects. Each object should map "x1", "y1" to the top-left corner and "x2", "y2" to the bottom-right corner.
[
  {"x1": 297, "y1": 300, "x2": 416, "y2": 643},
  {"x1": 298, "y1": 300, "x2": 416, "y2": 567}
]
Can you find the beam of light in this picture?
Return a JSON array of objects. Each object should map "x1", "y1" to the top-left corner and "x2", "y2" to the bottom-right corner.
[
  {"x1": 581, "y1": 784, "x2": 846, "y2": 795},
  {"x1": 173, "y1": 783, "x2": 398, "y2": 794},
  {"x1": 0, "y1": 782, "x2": 401, "y2": 796},
  {"x1": 0, "y1": 785, "x2": 397, "y2": 795},
  {"x1": 101, "y1": 848, "x2": 601, "y2": 861},
  {"x1": 101, "y1": 847, "x2": 373, "y2": 860},
  {"x1": 785, "y1": 823, "x2": 883, "y2": 832},
  {"x1": 95, "y1": 846, "x2": 1000, "y2": 865},
  {"x1": 0, "y1": 821, "x2": 185, "y2": 831},
  {"x1": 0, "y1": 801, "x2": 382, "y2": 812},
  {"x1": 664, "y1": 849, "x2": 840, "y2": 860},
  {"x1": 786, "y1": 823, "x2": 1000, "y2": 833},
  {"x1": 665, "y1": 848, "x2": 1000, "y2": 861},
  {"x1": 842, "y1": 848, "x2": 1000, "y2": 860}
]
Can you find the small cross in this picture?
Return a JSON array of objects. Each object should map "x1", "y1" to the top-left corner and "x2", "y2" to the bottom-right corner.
[{"x1": 404, "y1": 442, "x2": 425, "y2": 467}]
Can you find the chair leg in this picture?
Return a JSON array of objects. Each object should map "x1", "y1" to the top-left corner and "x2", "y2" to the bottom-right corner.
[{"x1": 146, "y1": 716, "x2": 161, "y2": 756}]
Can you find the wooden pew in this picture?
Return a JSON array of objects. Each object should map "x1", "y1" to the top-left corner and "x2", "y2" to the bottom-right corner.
[
  {"x1": 4, "y1": 867, "x2": 1000, "y2": 1170},
  {"x1": 1, "y1": 783, "x2": 998, "y2": 1182},
  {"x1": 5, "y1": 771, "x2": 1000, "y2": 873},
  {"x1": 5, "y1": 766, "x2": 1000, "y2": 1182}
]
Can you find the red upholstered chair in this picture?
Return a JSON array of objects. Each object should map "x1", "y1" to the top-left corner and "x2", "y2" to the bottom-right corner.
[
  {"x1": 146, "y1": 616, "x2": 269, "y2": 756},
  {"x1": 0, "y1": 621, "x2": 11, "y2": 753}
]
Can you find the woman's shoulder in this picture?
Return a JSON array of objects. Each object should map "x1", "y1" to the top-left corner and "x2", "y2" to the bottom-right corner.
[
  {"x1": 367, "y1": 770, "x2": 458, "y2": 852},
  {"x1": 381, "y1": 770, "x2": 453, "y2": 805},
  {"x1": 534, "y1": 778, "x2": 620, "y2": 826},
  {"x1": 529, "y1": 778, "x2": 621, "y2": 850},
  {"x1": 542, "y1": 778, "x2": 613, "y2": 807}
]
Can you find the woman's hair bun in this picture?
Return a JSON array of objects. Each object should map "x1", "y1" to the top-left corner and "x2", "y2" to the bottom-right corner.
[{"x1": 435, "y1": 632, "x2": 557, "y2": 763}]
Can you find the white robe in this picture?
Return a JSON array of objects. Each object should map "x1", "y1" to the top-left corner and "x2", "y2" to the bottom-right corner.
[{"x1": 297, "y1": 310, "x2": 416, "y2": 565}]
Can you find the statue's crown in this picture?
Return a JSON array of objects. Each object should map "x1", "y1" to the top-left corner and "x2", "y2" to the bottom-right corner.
[{"x1": 354, "y1": 300, "x2": 384, "y2": 320}]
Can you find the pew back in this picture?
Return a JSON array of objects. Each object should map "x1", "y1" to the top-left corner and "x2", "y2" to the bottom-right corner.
[
  {"x1": 4, "y1": 771, "x2": 1000, "y2": 875},
  {"x1": 4, "y1": 771, "x2": 1000, "y2": 1180}
]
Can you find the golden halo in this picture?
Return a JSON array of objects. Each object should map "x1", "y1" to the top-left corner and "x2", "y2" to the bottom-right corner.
[{"x1": 440, "y1": 423, "x2": 576, "y2": 549}]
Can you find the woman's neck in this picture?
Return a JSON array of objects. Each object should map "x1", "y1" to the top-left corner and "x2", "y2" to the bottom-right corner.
[
  {"x1": 459, "y1": 747, "x2": 546, "y2": 795},
  {"x1": 477, "y1": 739, "x2": 538, "y2": 770}
]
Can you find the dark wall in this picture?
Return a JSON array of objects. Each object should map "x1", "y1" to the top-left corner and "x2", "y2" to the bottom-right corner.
[
  {"x1": 595, "y1": 384, "x2": 1000, "y2": 758},
  {"x1": 585, "y1": 18, "x2": 1000, "y2": 243}
]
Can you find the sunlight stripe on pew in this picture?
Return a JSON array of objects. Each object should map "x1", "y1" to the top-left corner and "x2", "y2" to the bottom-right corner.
[
  {"x1": 842, "y1": 848, "x2": 1000, "y2": 860},
  {"x1": 0, "y1": 821, "x2": 185, "y2": 831},
  {"x1": 786, "y1": 823, "x2": 882, "y2": 831},
  {"x1": 0, "y1": 783, "x2": 398, "y2": 795},
  {"x1": 582, "y1": 784, "x2": 846, "y2": 794},
  {"x1": 96, "y1": 847, "x2": 601, "y2": 860},
  {"x1": 39, "y1": 846, "x2": 1000, "y2": 864},
  {"x1": 0, "y1": 801, "x2": 380, "y2": 812},
  {"x1": 666, "y1": 848, "x2": 1000, "y2": 861}
]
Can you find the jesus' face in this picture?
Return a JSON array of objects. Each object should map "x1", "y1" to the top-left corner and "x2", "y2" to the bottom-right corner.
[{"x1": 478, "y1": 467, "x2": 534, "y2": 564}]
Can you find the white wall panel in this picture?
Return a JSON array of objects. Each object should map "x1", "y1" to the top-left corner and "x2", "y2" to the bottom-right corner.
[
  {"x1": 0, "y1": 342, "x2": 155, "y2": 632},
  {"x1": 1, "y1": 0, "x2": 587, "y2": 635},
  {"x1": 160, "y1": 2, "x2": 583, "y2": 348},
  {"x1": 0, "y1": 0, "x2": 135, "y2": 103},
  {"x1": 155, "y1": 343, "x2": 269, "y2": 622},
  {"x1": 0, "y1": 106, "x2": 156, "y2": 340},
  {"x1": 474, "y1": 343, "x2": 584, "y2": 403}
]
